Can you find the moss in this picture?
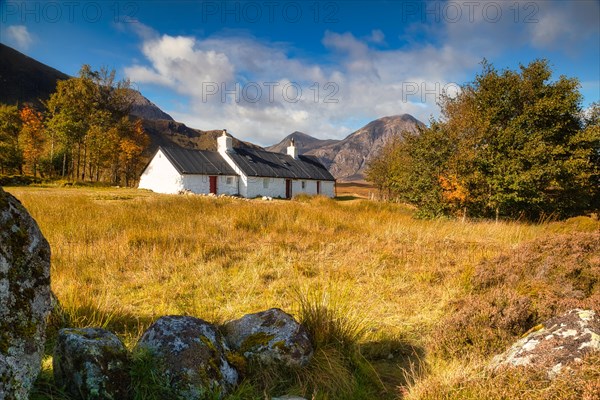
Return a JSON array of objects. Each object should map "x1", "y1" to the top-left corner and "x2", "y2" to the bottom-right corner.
[
  {"x1": 239, "y1": 332, "x2": 275, "y2": 354},
  {"x1": 520, "y1": 324, "x2": 544, "y2": 338},
  {"x1": 199, "y1": 334, "x2": 217, "y2": 352},
  {"x1": 0, "y1": 330, "x2": 11, "y2": 353},
  {"x1": 272, "y1": 340, "x2": 289, "y2": 352},
  {"x1": 224, "y1": 351, "x2": 247, "y2": 375}
]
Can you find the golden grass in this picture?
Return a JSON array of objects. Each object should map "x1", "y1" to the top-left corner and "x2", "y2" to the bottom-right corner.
[
  {"x1": 6, "y1": 186, "x2": 599, "y2": 399},
  {"x1": 335, "y1": 181, "x2": 377, "y2": 199}
]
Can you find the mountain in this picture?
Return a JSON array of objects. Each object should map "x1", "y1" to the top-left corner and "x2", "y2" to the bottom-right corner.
[
  {"x1": 0, "y1": 43, "x2": 69, "y2": 107},
  {"x1": 126, "y1": 89, "x2": 174, "y2": 121},
  {"x1": 0, "y1": 43, "x2": 258, "y2": 153},
  {"x1": 269, "y1": 115, "x2": 424, "y2": 181},
  {"x1": 314, "y1": 114, "x2": 423, "y2": 180},
  {"x1": 266, "y1": 131, "x2": 339, "y2": 154}
]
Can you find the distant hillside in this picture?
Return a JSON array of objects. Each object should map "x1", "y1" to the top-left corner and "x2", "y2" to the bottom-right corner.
[
  {"x1": 0, "y1": 43, "x2": 69, "y2": 107},
  {"x1": 266, "y1": 131, "x2": 339, "y2": 154},
  {"x1": 313, "y1": 114, "x2": 424, "y2": 180}
]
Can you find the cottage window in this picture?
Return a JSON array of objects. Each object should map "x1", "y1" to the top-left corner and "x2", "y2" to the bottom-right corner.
[
  {"x1": 263, "y1": 178, "x2": 269, "y2": 188},
  {"x1": 226, "y1": 176, "x2": 233, "y2": 185},
  {"x1": 301, "y1": 181, "x2": 306, "y2": 189}
]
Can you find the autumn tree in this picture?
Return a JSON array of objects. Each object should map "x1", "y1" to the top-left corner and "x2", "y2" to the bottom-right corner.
[
  {"x1": 120, "y1": 119, "x2": 150, "y2": 186},
  {"x1": 19, "y1": 105, "x2": 46, "y2": 177},
  {"x1": 45, "y1": 65, "x2": 149, "y2": 184}
]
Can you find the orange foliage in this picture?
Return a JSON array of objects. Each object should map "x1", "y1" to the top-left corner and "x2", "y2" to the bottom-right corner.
[
  {"x1": 439, "y1": 174, "x2": 468, "y2": 204},
  {"x1": 19, "y1": 106, "x2": 45, "y2": 176},
  {"x1": 119, "y1": 119, "x2": 149, "y2": 185}
]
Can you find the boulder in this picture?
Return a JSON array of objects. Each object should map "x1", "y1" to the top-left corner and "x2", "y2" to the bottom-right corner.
[
  {"x1": 135, "y1": 315, "x2": 239, "y2": 399},
  {"x1": 53, "y1": 328, "x2": 130, "y2": 400},
  {"x1": 223, "y1": 308, "x2": 313, "y2": 368},
  {"x1": 0, "y1": 187, "x2": 52, "y2": 399},
  {"x1": 491, "y1": 309, "x2": 600, "y2": 378}
]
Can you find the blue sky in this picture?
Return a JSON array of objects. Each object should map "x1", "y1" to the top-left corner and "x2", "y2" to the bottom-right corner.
[{"x1": 1, "y1": 0, "x2": 599, "y2": 145}]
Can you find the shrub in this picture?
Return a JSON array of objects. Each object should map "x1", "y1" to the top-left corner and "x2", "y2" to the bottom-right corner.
[{"x1": 432, "y1": 232, "x2": 600, "y2": 358}]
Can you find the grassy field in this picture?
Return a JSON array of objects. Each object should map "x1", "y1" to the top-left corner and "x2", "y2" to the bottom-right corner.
[
  {"x1": 5, "y1": 186, "x2": 599, "y2": 399},
  {"x1": 335, "y1": 181, "x2": 377, "y2": 199}
]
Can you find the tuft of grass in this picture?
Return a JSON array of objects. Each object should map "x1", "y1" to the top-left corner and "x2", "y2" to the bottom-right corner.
[
  {"x1": 129, "y1": 347, "x2": 179, "y2": 400},
  {"x1": 29, "y1": 357, "x2": 73, "y2": 400},
  {"x1": 296, "y1": 289, "x2": 369, "y2": 352}
]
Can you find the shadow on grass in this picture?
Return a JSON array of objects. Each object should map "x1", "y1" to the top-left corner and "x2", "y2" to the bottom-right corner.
[
  {"x1": 360, "y1": 339, "x2": 427, "y2": 397},
  {"x1": 45, "y1": 300, "x2": 157, "y2": 356},
  {"x1": 335, "y1": 195, "x2": 361, "y2": 201}
]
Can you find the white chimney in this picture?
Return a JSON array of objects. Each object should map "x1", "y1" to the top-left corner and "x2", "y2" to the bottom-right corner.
[
  {"x1": 217, "y1": 129, "x2": 233, "y2": 153},
  {"x1": 287, "y1": 138, "x2": 298, "y2": 159}
]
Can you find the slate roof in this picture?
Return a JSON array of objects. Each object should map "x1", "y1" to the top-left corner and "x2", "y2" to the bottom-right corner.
[
  {"x1": 227, "y1": 148, "x2": 335, "y2": 180},
  {"x1": 157, "y1": 146, "x2": 335, "y2": 181},
  {"x1": 159, "y1": 147, "x2": 237, "y2": 176}
]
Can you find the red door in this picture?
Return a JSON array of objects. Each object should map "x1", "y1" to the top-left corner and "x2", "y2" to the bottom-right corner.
[
  {"x1": 209, "y1": 176, "x2": 217, "y2": 194},
  {"x1": 285, "y1": 179, "x2": 292, "y2": 198}
]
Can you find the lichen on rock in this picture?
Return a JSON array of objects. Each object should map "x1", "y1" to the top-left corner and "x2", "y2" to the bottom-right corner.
[
  {"x1": 0, "y1": 187, "x2": 52, "y2": 400},
  {"x1": 53, "y1": 327, "x2": 131, "y2": 400},
  {"x1": 223, "y1": 308, "x2": 314, "y2": 368},
  {"x1": 135, "y1": 315, "x2": 239, "y2": 399},
  {"x1": 491, "y1": 309, "x2": 600, "y2": 378}
]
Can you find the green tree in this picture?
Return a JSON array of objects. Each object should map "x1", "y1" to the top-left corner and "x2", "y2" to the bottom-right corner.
[
  {"x1": 0, "y1": 104, "x2": 23, "y2": 174},
  {"x1": 366, "y1": 123, "x2": 456, "y2": 217},
  {"x1": 368, "y1": 60, "x2": 599, "y2": 220}
]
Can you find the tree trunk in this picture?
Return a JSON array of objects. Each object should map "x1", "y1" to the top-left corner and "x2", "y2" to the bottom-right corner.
[
  {"x1": 81, "y1": 138, "x2": 87, "y2": 181},
  {"x1": 76, "y1": 141, "x2": 81, "y2": 181}
]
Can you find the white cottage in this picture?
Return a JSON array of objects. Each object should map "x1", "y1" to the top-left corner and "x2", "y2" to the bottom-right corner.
[{"x1": 138, "y1": 131, "x2": 336, "y2": 198}]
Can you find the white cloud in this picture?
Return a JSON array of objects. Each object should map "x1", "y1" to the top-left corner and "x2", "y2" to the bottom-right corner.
[
  {"x1": 125, "y1": 34, "x2": 235, "y2": 96},
  {"x1": 125, "y1": 28, "x2": 476, "y2": 145},
  {"x1": 123, "y1": 1, "x2": 598, "y2": 146},
  {"x1": 2, "y1": 25, "x2": 34, "y2": 50},
  {"x1": 366, "y1": 29, "x2": 386, "y2": 44}
]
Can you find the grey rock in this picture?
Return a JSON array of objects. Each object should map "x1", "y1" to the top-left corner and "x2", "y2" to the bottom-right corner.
[
  {"x1": 135, "y1": 315, "x2": 239, "y2": 399},
  {"x1": 0, "y1": 187, "x2": 52, "y2": 400},
  {"x1": 53, "y1": 328, "x2": 130, "y2": 400},
  {"x1": 224, "y1": 308, "x2": 313, "y2": 368},
  {"x1": 491, "y1": 309, "x2": 600, "y2": 378}
]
